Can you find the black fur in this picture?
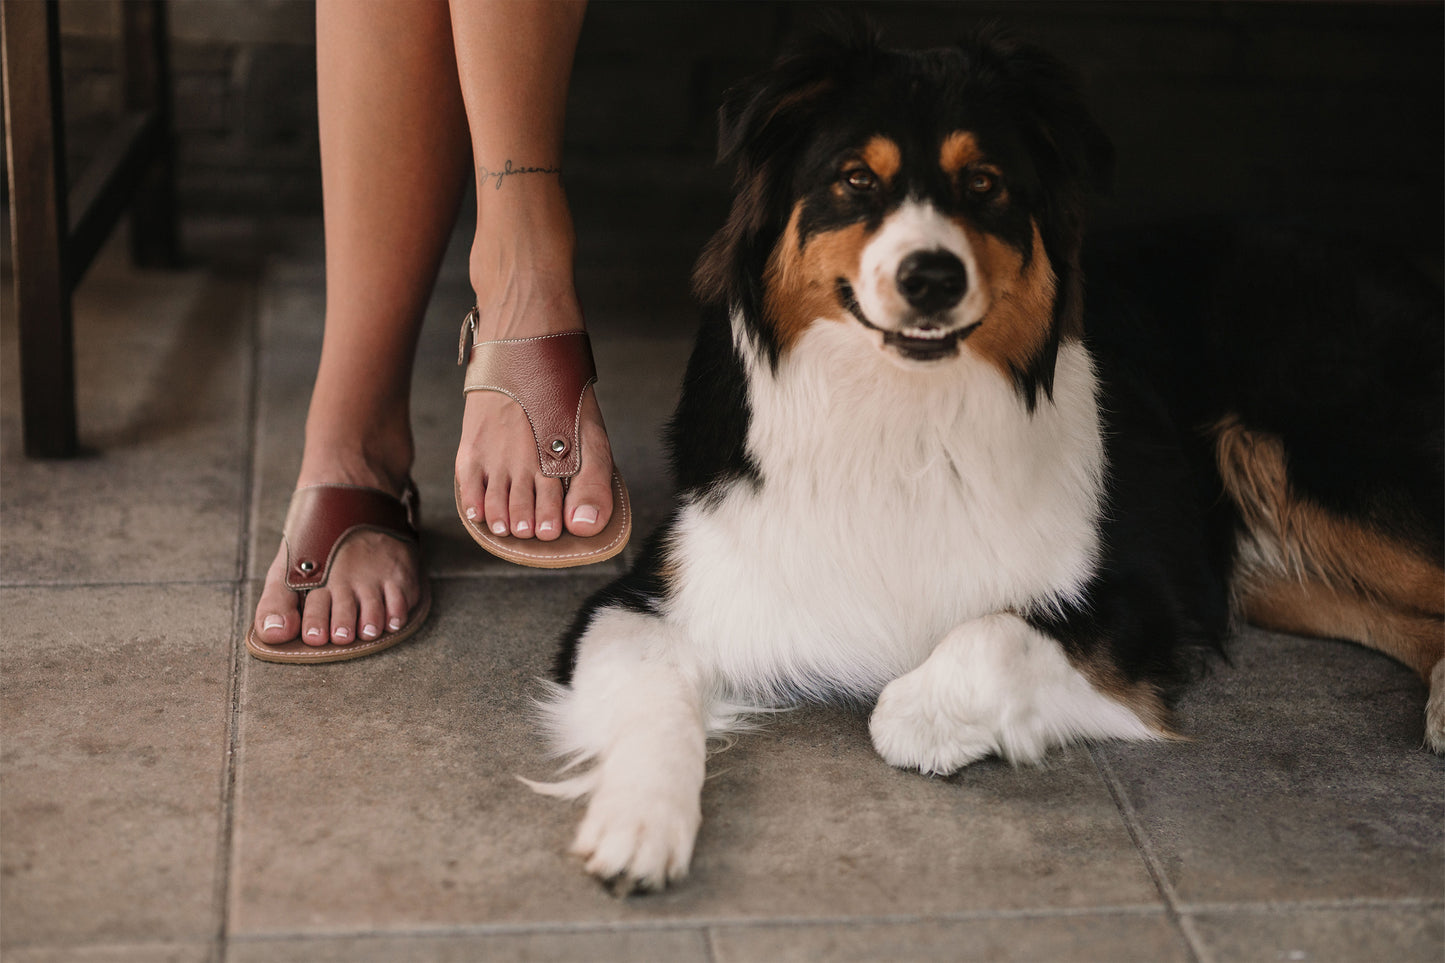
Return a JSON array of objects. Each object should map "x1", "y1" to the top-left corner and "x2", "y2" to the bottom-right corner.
[{"x1": 558, "y1": 28, "x2": 1442, "y2": 718}]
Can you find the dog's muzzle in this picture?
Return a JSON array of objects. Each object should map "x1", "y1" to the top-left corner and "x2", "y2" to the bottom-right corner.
[{"x1": 837, "y1": 273, "x2": 981, "y2": 362}]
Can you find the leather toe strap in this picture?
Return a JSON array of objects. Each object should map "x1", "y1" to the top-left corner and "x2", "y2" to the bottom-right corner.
[
  {"x1": 282, "y1": 483, "x2": 419, "y2": 591},
  {"x1": 459, "y1": 317, "x2": 597, "y2": 479}
]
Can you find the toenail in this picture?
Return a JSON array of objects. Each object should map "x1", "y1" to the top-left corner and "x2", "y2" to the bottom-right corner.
[
  {"x1": 306, "y1": 627, "x2": 321, "y2": 638},
  {"x1": 361, "y1": 623, "x2": 379, "y2": 639},
  {"x1": 388, "y1": 617, "x2": 403, "y2": 630},
  {"x1": 263, "y1": 615, "x2": 284, "y2": 631},
  {"x1": 573, "y1": 505, "x2": 599, "y2": 526},
  {"x1": 334, "y1": 627, "x2": 350, "y2": 641},
  {"x1": 515, "y1": 520, "x2": 531, "y2": 534},
  {"x1": 491, "y1": 521, "x2": 508, "y2": 535},
  {"x1": 466, "y1": 506, "x2": 478, "y2": 520},
  {"x1": 539, "y1": 520, "x2": 556, "y2": 534}
]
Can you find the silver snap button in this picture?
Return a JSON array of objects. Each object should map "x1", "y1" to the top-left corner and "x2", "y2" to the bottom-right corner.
[
  {"x1": 550, "y1": 439, "x2": 567, "y2": 454},
  {"x1": 298, "y1": 560, "x2": 315, "y2": 574}
]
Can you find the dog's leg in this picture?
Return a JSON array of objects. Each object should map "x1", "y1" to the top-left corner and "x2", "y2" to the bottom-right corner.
[
  {"x1": 531, "y1": 607, "x2": 708, "y2": 894},
  {"x1": 869, "y1": 612, "x2": 1165, "y2": 774},
  {"x1": 1214, "y1": 417, "x2": 1445, "y2": 752},
  {"x1": 1241, "y1": 577, "x2": 1445, "y2": 753}
]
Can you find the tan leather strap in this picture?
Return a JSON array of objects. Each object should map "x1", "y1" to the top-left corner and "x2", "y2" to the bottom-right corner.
[
  {"x1": 282, "y1": 482, "x2": 419, "y2": 591},
  {"x1": 459, "y1": 310, "x2": 597, "y2": 479}
]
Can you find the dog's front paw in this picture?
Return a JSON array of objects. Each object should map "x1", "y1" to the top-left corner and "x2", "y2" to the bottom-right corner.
[
  {"x1": 869, "y1": 667, "x2": 997, "y2": 775},
  {"x1": 571, "y1": 777, "x2": 701, "y2": 895}
]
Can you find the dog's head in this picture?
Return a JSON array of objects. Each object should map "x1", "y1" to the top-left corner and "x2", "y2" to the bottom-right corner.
[{"x1": 694, "y1": 25, "x2": 1112, "y2": 406}]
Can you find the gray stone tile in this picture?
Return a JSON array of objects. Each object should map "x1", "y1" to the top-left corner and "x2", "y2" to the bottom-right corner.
[
  {"x1": 1187, "y1": 905, "x2": 1445, "y2": 963},
  {"x1": 229, "y1": 575, "x2": 608, "y2": 936},
  {"x1": 0, "y1": 585, "x2": 233, "y2": 948},
  {"x1": 228, "y1": 928, "x2": 709, "y2": 962},
  {"x1": 682, "y1": 714, "x2": 1159, "y2": 919},
  {"x1": 710, "y1": 913, "x2": 1191, "y2": 963},
  {"x1": 0, "y1": 241, "x2": 252, "y2": 585},
  {"x1": 231, "y1": 576, "x2": 1161, "y2": 935},
  {"x1": 1096, "y1": 628, "x2": 1443, "y2": 906}
]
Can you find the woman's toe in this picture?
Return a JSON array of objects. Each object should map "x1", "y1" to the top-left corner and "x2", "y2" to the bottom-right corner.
[
  {"x1": 254, "y1": 597, "x2": 299, "y2": 643},
  {"x1": 563, "y1": 458, "x2": 614, "y2": 537},
  {"x1": 383, "y1": 581, "x2": 414, "y2": 633},
  {"x1": 535, "y1": 477, "x2": 565, "y2": 541},
  {"x1": 329, "y1": 591, "x2": 359, "y2": 645},
  {"x1": 254, "y1": 552, "x2": 302, "y2": 642},
  {"x1": 563, "y1": 396, "x2": 615, "y2": 537},
  {"x1": 356, "y1": 589, "x2": 386, "y2": 641},
  {"x1": 509, "y1": 479, "x2": 537, "y2": 538},
  {"x1": 456, "y1": 456, "x2": 485, "y2": 527},
  {"x1": 301, "y1": 589, "x2": 332, "y2": 646},
  {"x1": 483, "y1": 474, "x2": 512, "y2": 537}
]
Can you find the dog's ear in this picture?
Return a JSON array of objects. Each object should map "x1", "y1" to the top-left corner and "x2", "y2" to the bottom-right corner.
[
  {"x1": 694, "y1": 22, "x2": 880, "y2": 310},
  {"x1": 965, "y1": 27, "x2": 1113, "y2": 199},
  {"x1": 714, "y1": 16, "x2": 880, "y2": 168}
]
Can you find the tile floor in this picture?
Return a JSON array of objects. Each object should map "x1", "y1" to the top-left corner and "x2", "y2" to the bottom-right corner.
[{"x1": 2, "y1": 208, "x2": 1441, "y2": 963}]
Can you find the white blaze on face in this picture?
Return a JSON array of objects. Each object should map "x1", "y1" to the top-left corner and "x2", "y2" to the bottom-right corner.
[{"x1": 852, "y1": 200, "x2": 989, "y2": 332}]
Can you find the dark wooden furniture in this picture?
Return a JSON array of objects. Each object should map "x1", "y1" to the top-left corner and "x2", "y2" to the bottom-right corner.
[{"x1": 2, "y1": 0, "x2": 178, "y2": 458}]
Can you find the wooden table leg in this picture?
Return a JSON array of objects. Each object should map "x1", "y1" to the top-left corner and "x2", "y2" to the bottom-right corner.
[
  {"x1": 123, "y1": 0, "x2": 178, "y2": 268},
  {"x1": 2, "y1": 0, "x2": 78, "y2": 458}
]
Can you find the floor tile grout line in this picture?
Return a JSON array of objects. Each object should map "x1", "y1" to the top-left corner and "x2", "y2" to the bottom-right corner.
[
  {"x1": 9, "y1": 896, "x2": 1440, "y2": 957},
  {"x1": 1089, "y1": 745, "x2": 1206, "y2": 963},
  {"x1": 213, "y1": 583, "x2": 247, "y2": 963},
  {"x1": 1177, "y1": 897, "x2": 1445, "y2": 914},
  {"x1": 210, "y1": 256, "x2": 267, "y2": 963},
  {"x1": 221, "y1": 904, "x2": 1177, "y2": 945},
  {"x1": 0, "y1": 578, "x2": 241, "y2": 590}
]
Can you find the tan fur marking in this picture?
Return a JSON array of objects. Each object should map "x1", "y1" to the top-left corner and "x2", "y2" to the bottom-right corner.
[
  {"x1": 1071, "y1": 655, "x2": 1178, "y2": 737},
  {"x1": 1242, "y1": 578, "x2": 1442, "y2": 682},
  {"x1": 860, "y1": 136, "x2": 902, "y2": 186},
  {"x1": 1214, "y1": 416, "x2": 1445, "y2": 677},
  {"x1": 763, "y1": 202, "x2": 868, "y2": 350},
  {"x1": 966, "y1": 224, "x2": 1059, "y2": 381},
  {"x1": 940, "y1": 131, "x2": 983, "y2": 175}
]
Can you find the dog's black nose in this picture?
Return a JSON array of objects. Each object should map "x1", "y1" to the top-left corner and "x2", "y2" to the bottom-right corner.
[{"x1": 896, "y1": 249, "x2": 967, "y2": 314}]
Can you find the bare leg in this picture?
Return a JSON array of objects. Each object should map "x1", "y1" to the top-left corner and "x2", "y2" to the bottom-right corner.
[
  {"x1": 449, "y1": 0, "x2": 616, "y2": 542},
  {"x1": 252, "y1": 0, "x2": 470, "y2": 646}
]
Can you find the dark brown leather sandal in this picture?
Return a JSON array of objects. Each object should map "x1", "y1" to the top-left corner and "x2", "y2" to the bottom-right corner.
[
  {"x1": 455, "y1": 307, "x2": 632, "y2": 568},
  {"x1": 245, "y1": 482, "x2": 431, "y2": 663}
]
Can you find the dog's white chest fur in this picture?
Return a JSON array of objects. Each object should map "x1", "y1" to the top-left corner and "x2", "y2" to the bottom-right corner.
[{"x1": 662, "y1": 318, "x2": 1106, "y2": 702}]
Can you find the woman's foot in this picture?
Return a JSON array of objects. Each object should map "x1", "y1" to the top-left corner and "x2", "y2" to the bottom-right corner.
[
  {"x1": 251, "y1": 444, "x2": 424, "y2": 649},
  {"x1": 453, "y1": 175, "x2": 616, "y2": 544}
]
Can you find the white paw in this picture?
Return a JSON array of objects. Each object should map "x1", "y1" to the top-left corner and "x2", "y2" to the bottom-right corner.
[
  {"x1": 869, "y1": 666, "x2": 997, "y2": 775},
  {"x1": 1426, "y1": 659, "x2": 1444, "y2": 755},
  {"x1": 571, "y1": 777, "x2": 701, "y2": 895}
]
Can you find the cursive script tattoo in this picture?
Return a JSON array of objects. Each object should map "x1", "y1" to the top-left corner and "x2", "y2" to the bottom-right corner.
[{"x1": 478, "y1": 159, "x2": 562, "y2": 190}]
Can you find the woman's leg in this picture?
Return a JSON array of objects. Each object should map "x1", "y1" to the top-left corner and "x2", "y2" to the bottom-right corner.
[
  {"x1": 252, "y1": 0, "x2": 470, "y2": 646},
  {"x1": 449, "y1": 0, "x2": 616, "y2": 543}
]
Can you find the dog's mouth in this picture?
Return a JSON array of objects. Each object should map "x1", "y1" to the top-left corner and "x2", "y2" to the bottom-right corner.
[{"x1": 836, "y1": 279, "x2": 981, "y2": 362}]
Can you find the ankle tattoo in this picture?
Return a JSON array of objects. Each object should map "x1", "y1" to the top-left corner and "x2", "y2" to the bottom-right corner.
[{"x1": 478, "y1": 160, "x2": 562, "y2": 191}]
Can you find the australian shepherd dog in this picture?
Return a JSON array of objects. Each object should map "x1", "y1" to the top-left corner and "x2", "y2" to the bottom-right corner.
[{"x1": 527, "y1": 28, "x2": 1445, "y2": 893}]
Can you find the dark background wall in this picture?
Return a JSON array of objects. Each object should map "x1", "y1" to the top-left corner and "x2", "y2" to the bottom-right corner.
[{"x1": 54, "y1": 1, "x2": 1444, "y2": 270}]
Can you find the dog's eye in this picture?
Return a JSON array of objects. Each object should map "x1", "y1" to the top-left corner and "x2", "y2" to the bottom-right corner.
[
  {"x1": 844, "y1": 168, "x2": 879, "y2": 192},
  {"x1": 967, "y1": 171, "x2": 998, "y2": 196}
]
